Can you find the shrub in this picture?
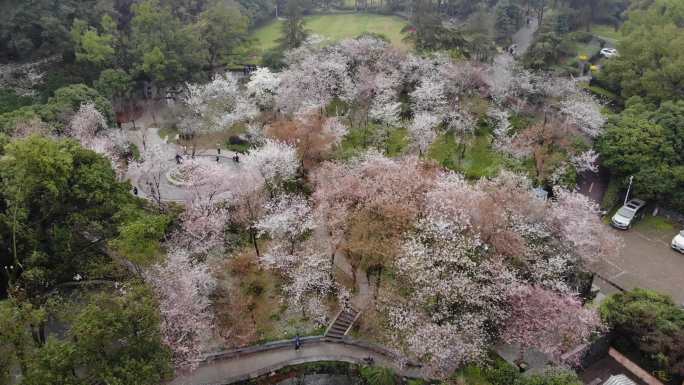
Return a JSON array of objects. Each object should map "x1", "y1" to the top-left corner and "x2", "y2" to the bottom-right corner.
[
  {"x1": 359, "y1": 366, "x2": 397, "y2": 385},
  {"x1": 600, "y1": 288, "x2": 684, "y2": 377}
]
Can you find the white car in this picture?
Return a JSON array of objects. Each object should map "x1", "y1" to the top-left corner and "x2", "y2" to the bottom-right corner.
[
  {"x1": 672, "y1": 230, "x2": 684, "y2": 253},
  {"x1": 600, "y1": 48, "x2": 618, "y2": 58},
  {"x1": 611, "y1": 199, "x2": 646, "y2": 230}
]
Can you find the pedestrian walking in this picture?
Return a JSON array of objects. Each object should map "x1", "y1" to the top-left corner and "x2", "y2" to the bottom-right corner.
[
  {"x1": 133, "y1": 186, "x2": 138, "y2": 196},
  {"x1": 233, "y1": 153, "x2": 240, "y2": 163},
  {"x1": 294, "y1": 334, "x2": 301, "y2": 350},
  {"x1": 175, "y1": 154, "x2": 182, "y2": 164},
  {"x1": 217, "y1": 146, "x2": 221, "y2": 155}
]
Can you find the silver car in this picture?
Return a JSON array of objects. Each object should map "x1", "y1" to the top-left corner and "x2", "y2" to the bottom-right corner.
[{"x1": 611, "y1": 199, "x2": 646, "y2": 229}]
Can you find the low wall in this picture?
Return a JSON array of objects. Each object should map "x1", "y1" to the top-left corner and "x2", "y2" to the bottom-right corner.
[{"x1": 608, "y1": 347, "x2": 664, "y2": 385}]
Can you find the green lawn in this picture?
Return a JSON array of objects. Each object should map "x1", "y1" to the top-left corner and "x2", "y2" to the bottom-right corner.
[
  {"x1": 249, "y1": 13, "x2": 409, "y2": 54},
  {"x1": 591, "y1": 24, "x2": 622, "y2": 44},
  {"x1": 429, "y1": 133, "x2": 505, "y2": 180}
]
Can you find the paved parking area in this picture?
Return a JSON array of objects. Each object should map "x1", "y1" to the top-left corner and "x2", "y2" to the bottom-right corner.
[{"x1": 590, "y1": 223, "x2": 684, "y2": 304}]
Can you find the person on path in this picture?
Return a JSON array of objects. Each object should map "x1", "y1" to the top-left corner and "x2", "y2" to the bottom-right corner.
[
  {"x1": 133, "y1": 186, "x2": 138, "y2": 196},
  {"x1": 175, "y1": 154, "x2": 183, "y2": 164},
  {"x1": 217, "y1": 146, "x2": 221, "y2": 155},
  {"x1": 233, "y1": 153, "x2": 240, "y2": 163},
  {"x1": 294, "y1": 335, "x2": 301, "y2": 350}
]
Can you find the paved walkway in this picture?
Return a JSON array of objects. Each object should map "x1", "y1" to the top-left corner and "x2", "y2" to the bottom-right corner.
[
  {"x1": 125, "y1": 127, "x2": 239, "y2": 203},
  {"x1": 512, "y1": 17, "x2": 538, "y2": 56},
  {"x1": 169, "y1": 337, "x2": 424, "y2": 385}
]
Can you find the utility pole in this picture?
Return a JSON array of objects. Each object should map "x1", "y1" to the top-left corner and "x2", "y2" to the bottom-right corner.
[{"x1": 624, "y1": 175, "x2": 634, "y2": 205}]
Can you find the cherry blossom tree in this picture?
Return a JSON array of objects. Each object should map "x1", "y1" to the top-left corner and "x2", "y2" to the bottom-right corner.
[
  {"x1": 145, "y1": 247, "x2": 216, "y2": 369},
  {"x1": 570, "y1": 149, "x2": 599, "y2": 173},
  {"x1": 501, "y1": 284, "x2": 603, "y2": 364},
  {"x1": 174, "y1": 159, "x2": 235, "y2": 255},
  {"x1": 265, "y1": 113, "x2": 340, "y2": 170},
  {"x1": 256, "y1": 194, "x2": 314, "y2": 254},
  {"x1": 265, "y1": 244, "x2": 335, "y2": 326},
  {"x1": 547, "y1": 188, "x2": 621, "y2": 263},
  {"x1": 312, "y1": 153, "x2": 436, "y2": 279},
  {"x1": 560, "y1": 93, "x2": 606, "y2": 138},
  {"x1": 68, "y1": 103, "x2": 132, "y2": 175},
  {"x1": 68, "y1": 102, "x2": 107, "y2": 142},
  {"x1": 385, "y1": 181, "x2": 517, "y2": 376},
  {"x1": 246, "y1": 67, "x2": 280, "y2": 110},
  {"x1": 243, "y1": 138, "x2": 299, "y2": 190},
  {"x1": 409, "y1": 112, "x2": 439, "y2": 155},
  {"x1": 182, "y1": 72, "x2": 257, "y2": 152},
  {"x1": 127, "y1": 144, "x2": 170, "y2": 211},
  {"x1": 276, "y1": 50, "x2": 352, "y2": 115}
]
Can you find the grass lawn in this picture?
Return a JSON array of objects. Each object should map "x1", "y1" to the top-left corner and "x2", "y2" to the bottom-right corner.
[
  {"x1": 249, "y1": 13, "x2": 409, "y2": 55},
  {"x1": 429, "y1": 132, "x2": 505, "y2": 180},
  {"x1": 335, "y1": 123, "x2": 410, "y2": 160},
  {"x1": 591, "y1": 24, "x2": 622, "y2": 45},
  {"x1": 634, "y1": 215, "x2": 676, "y2": 232}
]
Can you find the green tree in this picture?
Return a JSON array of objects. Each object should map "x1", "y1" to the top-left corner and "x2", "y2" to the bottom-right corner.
[
  {"x1": 402, "y1": 0, "x2": 469, "y2": 52},
  {"x1": 196, "y1": 1, "x2": 249, "y2": 71},
  {"x1": 0, "y1": 0, "x2": 115, "y2": 61},
  {"x1": 598, "y1": 0, "x2": 684, "y2": 103},
  {"x1": 67, "y1": 285, "x2": 173, "y2": 384},
  {"x1": 600, "y1": 288, "x2": 684, "y2": 377},
  {"x1": 95, "y1": 69, "x2": 133, "y2": 113},
  {"x1": 130, "y1": 0, "x2": 206, "y2": 86},
  {"x1": 16, "y1": 285, "x2": 173, "y2": 385},
  {"x1": 598, "y1": 99, "x2": 684, "y2": 210},
  {"x1": 21, "y1": 339, "x2": 79, "y2": 385},
  {"x1": 0, "y1": 136, "x2": 134, "y2": 295},
  {"x1": 39, "y1": 84, "x2": 114, "y2": 128},
  {"x1": 278, "y1": 0, "x2": 308, "y2": 50},
  {"x1": 495, "y1": 0, "x2": 523, "y2": 44},
  {"x1": 0, "y1": 299, "x2": 46, "y2": 379},
  {"x1": 70, "y1": 18, "x2": 115, "y2": 67},
  {"x1": 110, "y1": 214, "x2": 171, "y2": 273}
]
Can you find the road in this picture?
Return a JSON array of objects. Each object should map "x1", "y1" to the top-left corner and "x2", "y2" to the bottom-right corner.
[
  {"x1": 168, "y1": 338, "x2": 424, "y2": 385},
  {"x1": 590, "y1": 224, "x2": 684, "y2": 304}
]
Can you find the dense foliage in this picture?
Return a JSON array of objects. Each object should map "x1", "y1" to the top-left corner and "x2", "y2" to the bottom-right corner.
[
  {"x1": 1, "y1": 284, "x2": 172, "y2": 385},
  {"x1": 0, "y1": 135, "x2": 134, "y2": 295},
  {"x1": 598, "y1": 98, "x2": 684, "y2": 209},
  {"x1": 601, "y1": 288, "x2": 684, "y2": 378}
]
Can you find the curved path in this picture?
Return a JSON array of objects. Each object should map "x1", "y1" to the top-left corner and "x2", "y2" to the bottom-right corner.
[
  {"x1": 169, "y1": 337, "x2": 425, "y2": 385},
  {"x1": 125, "y1": 127, "x2": 241, "y2": 203}
]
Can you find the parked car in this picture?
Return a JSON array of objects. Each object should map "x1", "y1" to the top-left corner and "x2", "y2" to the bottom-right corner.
[
  {"x1": 672, "y1": 230, "x2": 684, "y2": 253},
  {"x1": 600, "y1": 48, "x2": 618, "y2": 58},
  {"x1": 611, "y1": 199, "x2": 647, "y2": 229}
]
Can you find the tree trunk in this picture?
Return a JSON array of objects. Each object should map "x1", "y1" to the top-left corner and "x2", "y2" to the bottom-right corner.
[{"x1": 250, "y1": 230, "x2": 260, "y2": 257}]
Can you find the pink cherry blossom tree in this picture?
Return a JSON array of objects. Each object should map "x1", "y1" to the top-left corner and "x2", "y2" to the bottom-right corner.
[
  {"x1": 501, "y1": 284, "x2": 603, "y2": 364},
  {"x1": 243, "y1": 138, "x2": 299, "y2": 191},
  {"x1": 547, "y1": 188, "x2": 621, "y2": 263},
  {"x1": 145, "y1": 247, "x2": 216, "y2": 369}
]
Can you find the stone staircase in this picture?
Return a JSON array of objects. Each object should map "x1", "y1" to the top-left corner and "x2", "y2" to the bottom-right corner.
[{"x1": 325, "y1": 307, "x2": 360, "y2": 339}]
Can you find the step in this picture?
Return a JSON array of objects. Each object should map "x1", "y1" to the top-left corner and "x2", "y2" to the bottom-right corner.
[
  {"x1": 326, "y1": 331, "x2": 344, "y2": 339},
  {"x1": 330, "y1": 325, "x2": 349, "y2": 334}
]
